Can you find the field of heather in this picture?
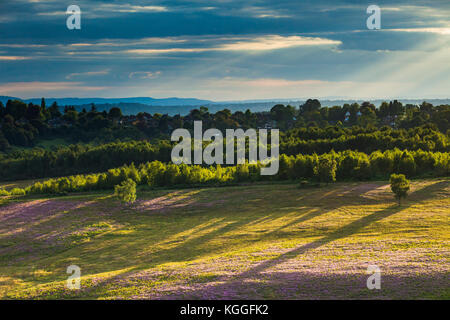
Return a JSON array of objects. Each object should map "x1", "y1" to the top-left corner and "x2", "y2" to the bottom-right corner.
[{"x1": 0, "y1": 179, "x2": 449, "y2": 299}]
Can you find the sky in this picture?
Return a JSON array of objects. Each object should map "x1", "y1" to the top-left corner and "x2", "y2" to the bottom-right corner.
[{"x1": 0, "y1": 0, "x2": 449, "y2": 101}]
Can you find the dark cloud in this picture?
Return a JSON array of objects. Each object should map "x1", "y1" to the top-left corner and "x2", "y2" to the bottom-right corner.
[{"x1": 0, "y1": 0, "x2": 448, "y2": 99}]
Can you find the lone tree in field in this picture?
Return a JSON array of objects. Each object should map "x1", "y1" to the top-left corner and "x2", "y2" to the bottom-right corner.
[
  {"x1": 390, "y1": 174, "x2": 410, "y2": 205},
  {"x1": 114, "y1": 178, "x2": 137, "y2": 204}
]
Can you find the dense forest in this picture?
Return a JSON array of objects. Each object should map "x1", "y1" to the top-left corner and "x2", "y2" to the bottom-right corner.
[
  {"x1": 0, "y1": 98, "x2": 448, "y2": 194},
  {"x1": 1, "y1": 148, "x2": 447, "y2": 196},
  {"x1": 0, "y1": 125, "x2": 448, "y2": 181},
  {"x1": 1, "y1": 98, "x2": 448, "y2": 150}
]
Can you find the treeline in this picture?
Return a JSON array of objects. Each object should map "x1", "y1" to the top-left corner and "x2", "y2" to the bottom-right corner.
[
  {"x1": 1, "y1": 98, "x2": 449, "y2": 150},
  {"x1": 0, "y1": 99, "x2": 145, "y2": 150},
  {"x1": 0, "y1": 140, "x2": 172, "y2": 180},
  {"x1": 280, "y1": 125, "x2": 449, "y2": 155},
  {"x1": 281, "y1": 123, "x2": 445, "y2": 141},
  {"x1": 0, "y1": 125, "x2": 448, "y2": 181},
  {"x1": 8, "y1": 149, "x2": 447, "y2": 195}
]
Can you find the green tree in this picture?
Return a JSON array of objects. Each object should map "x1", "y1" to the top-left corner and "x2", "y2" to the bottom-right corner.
[
  {"x1": 26, "y1": 103, "x2": 43, "y2": 120},
  {"x1": 49, "y1": 102, "x2": 61, "y2": 118},
  {"x1": 390, "y1": 100, "x2": 405, "y2": 117},
  {"x1": 41, "y1": 98, "x2": 46, "y2": 111},
  {"x1": 63, "y1": 110, "x2": 78, "y2": 124},
  {"x1": 114, "y1": 178, "x2": 137, "y2": 204},
  {"x1": 271, "y1": 104, "x2": 295, "y2": 122},
  {"x1": 300, "y1": 99, "x2": 321, "y2": 113},
  {"x1": 398, "y1": 151, "x2": 416, "y2": 177},
  {"x1": 315, "y1": 156, "x2": 337, "y2": 184},
  {"x1": 10, "y1": 188, "x2": 26, "y2": 196},
  {"x1": 6, "y1": 100, "x2": 27, "y2": 120},
  {"x1": 390, "y1": 173, "x2": 410, "y2": 205},
  {"x1": 379, "y1": 101, "x2": 390, "y2": 119},
  {"x1": 108, "y1": 107, "x2": 122, "y2": 119}
]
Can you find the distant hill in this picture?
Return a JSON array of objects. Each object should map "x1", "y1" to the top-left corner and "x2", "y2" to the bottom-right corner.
[
  {"x1": 0, "y1": 96, "x2": 213, "y2": 107},
  {"x1": 75, "y1": 99, "x2": 450, "y2": 116},
  {"x1": 1, "y1": 96, "x2": 448, "y2": 116},
  {"x1": 73, "y1": 102, "x2": 280, "y2": 116}
]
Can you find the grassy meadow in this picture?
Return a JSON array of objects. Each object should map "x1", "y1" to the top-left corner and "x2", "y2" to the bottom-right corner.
[{"x1": 0, "y1": 179, "x2": 449, "y2": 299}]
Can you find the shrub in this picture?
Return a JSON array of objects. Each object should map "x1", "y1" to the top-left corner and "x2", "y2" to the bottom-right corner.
[
  {"x1": 315, "y1": 156, "x2": 336, "y2": 183},
  {"x1": 0, "y1": 188, "x2": 10, "y2": 196},
  {"x1": 114, "y1": 178, "x2": 137, "y2": 204},
  {"x1": 10, "y1": 188, "x2": 26, "y2": 196},
  {"x1": 390, "y1": 173, "x2": 410, "y2": 205}
]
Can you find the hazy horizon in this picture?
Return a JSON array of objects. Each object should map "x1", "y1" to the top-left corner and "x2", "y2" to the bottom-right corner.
[{"x1": 2, "y1": 95, "x2": 449, "y2": 104}]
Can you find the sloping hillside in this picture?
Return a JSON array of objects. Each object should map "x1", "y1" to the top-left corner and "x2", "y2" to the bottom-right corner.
[{"x1": 0, "y1": 179, "x2": 449, "y2": 299}]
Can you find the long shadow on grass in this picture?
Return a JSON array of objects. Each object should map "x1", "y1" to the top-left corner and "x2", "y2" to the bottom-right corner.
[
  {"x1": 156, "y1": 180, "x2": 448, "y2": 299},
  {"x1": 157, "y1": 181, "x2": 389, "y2": 264},
  {"x1": 88, "y1": 184, "x2": 359, "y2": 268},
  {"x1": 163, "y1": 271, "x2": 450, "y2": 299},
  {"x1": 73, "y1": 182, "x2": 392, "y2": 298},
  {"x1": 37, "y1": 180, "x2": 446, "y2": 299}
]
